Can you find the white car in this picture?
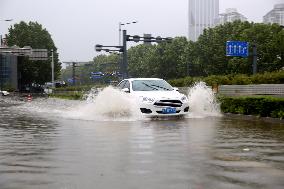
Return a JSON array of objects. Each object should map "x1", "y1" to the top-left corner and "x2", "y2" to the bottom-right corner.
[
  {"x1": 0, "y1": 90, "x2": 10, "y2": 96},
  {"x1": 117, "y1": 78, "x2": 189, "y2": 117}
]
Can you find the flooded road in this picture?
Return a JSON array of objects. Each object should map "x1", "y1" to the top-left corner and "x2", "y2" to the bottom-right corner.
[
  {"x1": 0, "y1": 84, "x2": 284, "y2": 189},
  {"x1": 0, "y1": 97, "x2": 284, "y2": 189}
]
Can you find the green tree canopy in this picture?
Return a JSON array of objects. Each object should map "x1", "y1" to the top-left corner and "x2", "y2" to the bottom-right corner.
[
  {"x1": 6, "y1": 21, "x2": 61, "y2": 86},
  {"x1": 128, "y1": 21, "x2": 283, "y2": 78},
  {"x1": 64, "y1": 21, "x2": 284, "y2": 84},
  {"x1": 196, "y1": 21, "x2": 284, "y2": 75}
]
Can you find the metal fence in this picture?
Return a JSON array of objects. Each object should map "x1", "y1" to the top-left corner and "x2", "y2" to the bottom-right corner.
[{"x1": 218, "y1": 84, "x2": 284, "y2": 97}]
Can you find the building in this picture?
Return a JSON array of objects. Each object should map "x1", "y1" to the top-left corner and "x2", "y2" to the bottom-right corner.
[
  {"x1": 263, "y1": 4, "x2": 284, "y2": 26},
  {"x1": 218, "y1": 8, "x2": 247, "y2": 25},
  {"x1": 0, "y1": 54, "x2": 18, "y2": 90},
  {"x1": 0, "y1": 45, "x2": 48, "y2": 91},
  {"x1": 188, "y1": 0, "x2": 219, "y2": 41}
]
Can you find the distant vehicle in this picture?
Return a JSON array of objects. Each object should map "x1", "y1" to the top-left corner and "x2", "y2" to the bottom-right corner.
[
  {"x1": 44, "y1": 81, "x2": 66, "y2": 88},
  {"x1": 0, "y1": 90, "x2": 10, "y2": 96},
  {"x1": 117, "y1": 78, "x2": 189, "y2": 117}
]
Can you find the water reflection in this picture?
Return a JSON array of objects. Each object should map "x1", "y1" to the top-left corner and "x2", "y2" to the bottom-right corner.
[
  {"x1": 0, "y1": 101, "x2": 284, "y2": 189},
  {"x1": 207, "y1": 118, "x2": 284, "y2": 189},
  {"x1": 0, "y1": 103, "x2": 59, "y2": 189}
]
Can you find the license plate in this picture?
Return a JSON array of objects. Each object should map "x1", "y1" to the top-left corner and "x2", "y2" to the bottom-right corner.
[{"x1": 162, "y1": 107, "x2": 176, "y2": 114}]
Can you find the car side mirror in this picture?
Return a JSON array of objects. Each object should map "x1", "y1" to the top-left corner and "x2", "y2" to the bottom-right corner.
[
  {"x1": 122, "y1": 88, "x2": 130, "y2": 93},
  {"x1": 173, "y1": 87, "x2": 179, "y2": 91}
]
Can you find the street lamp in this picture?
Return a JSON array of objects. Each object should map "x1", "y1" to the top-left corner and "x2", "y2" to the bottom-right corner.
[{"x1": 119, "y1": 21, "x2": 137, "y2": 45}]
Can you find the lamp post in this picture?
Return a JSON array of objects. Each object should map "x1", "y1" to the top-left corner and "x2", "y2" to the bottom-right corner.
[{"x1": 119, "y1": 21, "x2": 137, "y2": 46}]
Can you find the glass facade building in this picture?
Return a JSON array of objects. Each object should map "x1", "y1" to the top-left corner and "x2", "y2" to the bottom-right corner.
[
  {"x1": 0, "y1": 54, "x2": 18, "y2": 90},
  {"x1": 263, "y1": 4, "x2": 284, "y2": 26},
  {"x1": 188, "y1": 0, "x2": 219, "y2": 41}
]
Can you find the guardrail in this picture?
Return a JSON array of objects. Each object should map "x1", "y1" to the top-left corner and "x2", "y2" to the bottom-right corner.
[{"x1": 218, "y1": 84, "x2": 284, "y2": 97}]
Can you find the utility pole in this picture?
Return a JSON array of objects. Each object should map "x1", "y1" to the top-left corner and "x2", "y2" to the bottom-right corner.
[
  {"x1": 51, "y1": 49, "x2": 54, "y2": 87},
  {"x1": 72, "y1": 62, "x2": 76, "y2": 85},
  {"x1": 122, "y1": 30, "x2": 128, "y2": 79},
  {"x1": 119, "y1": 22, "x2": 122, "y2": 46},
  {"x1": 252, "y1": 44, "x2": 257, "y2": 75}
]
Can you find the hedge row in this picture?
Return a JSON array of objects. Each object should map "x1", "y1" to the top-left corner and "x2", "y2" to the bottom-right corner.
[
  {"x1": 53, "y1": 84, "x2": 105, "y2": 92},
  {"x1": 169, "y1": 71, "x2": 284, "y2": 87},
  {"x1": 49, "y1": 92, "x2": 83, "y2": 100},
  {"x1": 219, "y1": 96, "x2": 284, "y2": 119}
]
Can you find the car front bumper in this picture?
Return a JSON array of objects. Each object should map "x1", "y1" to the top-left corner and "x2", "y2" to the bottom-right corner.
[{"x1": 139, "y1": 101, "x2": 190, "y2": 117}]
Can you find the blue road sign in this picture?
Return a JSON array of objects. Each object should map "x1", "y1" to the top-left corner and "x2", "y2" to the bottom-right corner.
[
  {"x1": 91, "y1": 72, "x2": 104, "y2": 80},
  {"x1": 67, "y1": 78, "x2": 74, "y2": 83},
  {"x1": 226, "y1": 41, "x2": 249, "y2": 57}
]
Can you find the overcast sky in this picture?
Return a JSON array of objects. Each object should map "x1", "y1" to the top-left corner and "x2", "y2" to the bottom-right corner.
[{"x1": 0, "y1": 0, "x2": 283, "y2": 62}]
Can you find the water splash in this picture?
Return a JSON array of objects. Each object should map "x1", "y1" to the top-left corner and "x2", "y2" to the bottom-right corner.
[
  {"x1": 187, "y1": 82, "x2": 221, "y2": 118},
  {"x1": 64, "y1": 86, "x2": 142, "y2": 121},
  {"x1": 11, "y1": 82, "x2": 221, "y2": 121}
]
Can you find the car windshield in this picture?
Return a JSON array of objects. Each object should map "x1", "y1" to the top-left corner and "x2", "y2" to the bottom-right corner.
[{"x1": 132, "y1": 80, "x2": 174, "y2": 91}]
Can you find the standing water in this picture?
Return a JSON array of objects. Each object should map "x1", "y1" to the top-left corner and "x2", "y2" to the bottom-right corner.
[{"x1": 0, "y1": 83, "x2": 283, "y2": 189}]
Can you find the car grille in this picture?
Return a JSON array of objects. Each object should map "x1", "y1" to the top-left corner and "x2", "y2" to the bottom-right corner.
[
  {"x1": 156, "y1": 110, "x2": 181, "y2": 114},
  {"x1": 154, "y1": 100, "x2": 183, "y2": 107}
]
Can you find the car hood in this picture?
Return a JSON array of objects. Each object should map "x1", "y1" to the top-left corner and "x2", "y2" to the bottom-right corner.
[{"x1": 132, "y1": 90, "x2": 184, "y2": 100}]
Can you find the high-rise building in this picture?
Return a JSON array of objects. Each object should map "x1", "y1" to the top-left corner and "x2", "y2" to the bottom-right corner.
[
  {"x1": 263, "y1": 4, "x2": 284, "y2": 26},
  {"x1": 188, "y1": 0, "x2": 219, "y2": 41},
  {"x1": 218, "y1": 8, "x2": 247, "y2": 25}
]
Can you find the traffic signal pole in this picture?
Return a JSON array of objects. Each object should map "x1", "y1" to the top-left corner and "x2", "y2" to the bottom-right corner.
[
  {"x1": 122, "y1": 30, "x2": 128, "y2": 79},
  {"x1": 95, "y1": 30, "x2": 171, "y2": 79}
]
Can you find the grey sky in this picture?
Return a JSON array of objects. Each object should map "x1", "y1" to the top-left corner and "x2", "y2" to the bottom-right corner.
[{"x1": 0, "y1": 0, "x2": 282, "y2": 62}]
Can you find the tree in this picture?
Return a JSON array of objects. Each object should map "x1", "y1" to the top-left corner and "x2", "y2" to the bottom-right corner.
[
  {"x1": 195, "y1": 21, "x2": 253, "y2": 76},
  {"x1": 91, "y1": 21, "x2": 283, "y2": 81},
  {"x1": 196, "y1": 21, "x2": 284, "y2": 75},
  {"x1": 128, "y1": 44, "x2": 156, "y2": 78},
  {"x1": 240, "y1": 23, "x2": 284, "y2": 72},
  {"x1": 6, "y1": 21, "x2": 61, "y2": 87}
]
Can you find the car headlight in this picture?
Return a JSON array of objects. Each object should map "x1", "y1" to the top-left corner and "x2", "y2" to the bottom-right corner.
[
  {"x1": 140, "y1": 96, "x2": 155, "y2": 103},
  {"x1": 181, "y1": 95, "x2": 188, "y2": 102}
]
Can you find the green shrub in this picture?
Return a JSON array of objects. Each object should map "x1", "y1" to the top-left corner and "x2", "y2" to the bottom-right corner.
[
  {"x1": 49, "y1": 92, "x2": 83, "y2": 100},
  {"x1": 53, "y1": 84, "x2": 105, "y2": 92},
  {"x1": 219, "y1": 96, "x2": 284, "y2": 119},
  {"x1": 230, "y1": 74, "x2": 252, "y2": 85},
  {"x1": 169, "y1": 71, "x2": 284, "y2": 87}
]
